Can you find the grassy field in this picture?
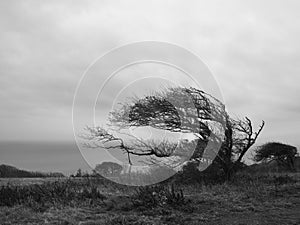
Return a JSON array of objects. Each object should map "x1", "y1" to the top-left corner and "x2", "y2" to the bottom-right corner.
[{"x1": 0, "y1": 173, "x2": 299, "y2": 225}]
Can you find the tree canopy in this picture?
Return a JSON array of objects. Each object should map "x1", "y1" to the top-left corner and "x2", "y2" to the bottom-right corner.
[{"x1": 254, "y1": 142, "x2": 297, "y2": 171}]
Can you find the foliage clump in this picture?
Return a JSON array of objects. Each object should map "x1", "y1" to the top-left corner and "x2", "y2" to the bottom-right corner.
[{"x1": 131, "y1": 184, "x2": 186, "y2": 208}]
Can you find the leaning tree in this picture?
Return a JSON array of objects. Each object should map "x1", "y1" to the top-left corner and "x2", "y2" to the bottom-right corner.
[{"x1": 81, "y1": 86, "x2": 264, "y2": 180}]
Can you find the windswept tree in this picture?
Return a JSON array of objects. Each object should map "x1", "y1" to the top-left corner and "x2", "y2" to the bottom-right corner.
[
  {"x1": 81, "y1": 86, "x2": 264, "y2": 181},
  {"x1": 82, "y1": 87, "x2": 226, "y2": 168},
  {"x1": 254, "y1": 142, "x2": 297, "y2": 171}
]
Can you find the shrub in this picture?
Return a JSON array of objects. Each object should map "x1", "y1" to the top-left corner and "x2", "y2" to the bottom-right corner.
[
  {"x1": 131, "y1": 184, "x2": 186, "y2": 208},
  {"x1": 274, "y1": 175, "x2": 296, "y2": 185}
]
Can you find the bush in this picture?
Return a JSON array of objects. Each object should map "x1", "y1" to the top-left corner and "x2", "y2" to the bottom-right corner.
[
  {"x1": 131, "y1": 184, "x2": 186, "y2": 208},
  {"x1": 174, "y1": 161, "x2": 226, "y2": 185},
  {"x1": 274, "y1": 175, "x2": 297, "y2": 185}
]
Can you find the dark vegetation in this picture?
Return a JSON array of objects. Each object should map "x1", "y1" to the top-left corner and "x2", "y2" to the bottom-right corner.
[
  {"x1": 254, "y1": 142, "x2": 298, "y2": 171},
  {"x1": 0, "y1": 170, "x2": 299, "y2": 224},
  {"x1": 0, "y1": 179, "x2": 105, "y2": 210},
  {"x1": 131, "y1": 184, "x2": 186, "y2": 209}
]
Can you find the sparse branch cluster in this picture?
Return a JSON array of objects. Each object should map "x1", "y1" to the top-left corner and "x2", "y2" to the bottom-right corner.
[
  {"x1": 233, "y1": 117, "x2": 265, "y2": 162},
  {"x1": 81, "y1": 126, "x2": 179, "y2": 165}
]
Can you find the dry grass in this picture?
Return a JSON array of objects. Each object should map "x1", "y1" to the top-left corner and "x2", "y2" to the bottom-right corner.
[{"x1": 0, "y1": 173, "x2": 299, "y2": 225}]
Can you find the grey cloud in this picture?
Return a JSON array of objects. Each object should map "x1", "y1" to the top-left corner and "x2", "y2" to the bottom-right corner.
[{"x1": 0, "y1": 0, "x2": 299, "y2": 146}]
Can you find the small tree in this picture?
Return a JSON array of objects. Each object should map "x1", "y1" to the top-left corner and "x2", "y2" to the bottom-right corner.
[
  {"x1": 254, "y1": 142, "x2": 297, "y2": 171},
  {"x1": 75, "y1": 168, "x2": 82, "y2": 177},
  {"x1": 95, "y1": 162, "x2": 123, "y2": 177}
]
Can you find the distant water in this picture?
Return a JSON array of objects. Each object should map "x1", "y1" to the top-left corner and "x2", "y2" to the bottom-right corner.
[{"x1": 0, "y1": 141, "x2": 91, "y2": 175}]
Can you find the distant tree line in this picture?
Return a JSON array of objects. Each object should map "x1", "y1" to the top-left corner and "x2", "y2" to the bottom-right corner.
[
  {"x1": 70, "y1": 162, "x2": 123, "y2": 178},
  {"x1": 0, "y1": 164, "x2": 64, "y2": 178}
]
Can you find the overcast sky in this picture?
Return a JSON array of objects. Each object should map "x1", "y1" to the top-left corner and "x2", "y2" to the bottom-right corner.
[{"x1": 0, "y1": 0, "x2": 299, "y2": 151}]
